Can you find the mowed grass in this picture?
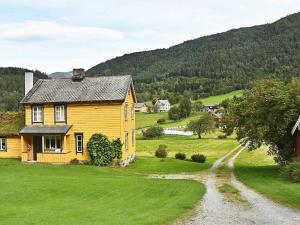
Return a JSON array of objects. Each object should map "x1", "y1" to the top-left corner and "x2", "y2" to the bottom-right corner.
[
  {"x1": 137, "y1": 134, "x2": 238, "y2": 172},
  {"x1": 200, "y1": 90, "x2": 243, "y2": 105},
  {"x1": 0, "y1": 159, "x2": 205, "y2": 225},
  {"x1": 235, "y1": 148, "x2": 300, "y2": 209}
]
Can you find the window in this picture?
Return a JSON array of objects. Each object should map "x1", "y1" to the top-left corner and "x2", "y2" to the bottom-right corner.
[
  {"x1": 32, "y1": 106, "x2": 43, "y2": 122},
  {"x1": 132, "y1": 129, "x2": 135, "y2": 147},
  {"x1": 124, "y1": 103, "x2": 128, "y2": 121},
  {"x1": 55, "y1": 105, "x2": 66, "y2": 122},
  {"x1": 75, "y1": 133, "x2": 83, "y2": 153},
  {"x1": 131, "y1": 104, "x2": 135, "y2": 119},
  {"x1": 0, "y1": 138, "x2": 6, "y2": 151},
  {"x1": 45, "y1": 135, "x2": 61, "y2": 151},
  {"x1": 125, "y1": 132, "x2": 128, "y2": 150}
]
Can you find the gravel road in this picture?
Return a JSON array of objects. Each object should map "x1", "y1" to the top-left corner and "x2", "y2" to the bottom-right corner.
[{"x1": 175, "y1": 146, "x2": 300, "y2": 225}]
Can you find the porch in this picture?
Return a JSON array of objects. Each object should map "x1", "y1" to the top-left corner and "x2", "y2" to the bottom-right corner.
[{"x1": 19, "y1": 125, "x2": 73, "y2": 163}]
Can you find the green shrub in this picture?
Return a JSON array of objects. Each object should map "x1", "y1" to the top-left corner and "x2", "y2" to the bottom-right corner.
[
  {"x1": 143, "y1": 126, "x2": 164, "y2": 139},
  {"x1": 155, "y1": 144, "x2": 168, "y2": 160},
  {"x1": 157, "y1": 118, "x2": 166, "y2": 124},
  {"x1": 168, "y1": 106, "x2": 181, "y2": 120},
  {"x1": 218, "y1": 135, "x2": 227, "y2": 139},
  {"x1": 191, "y1": 154, "x2": 206, "y2": 163},
  {"x1": 87, "y1": 133, "x2": 122, "y2": 166},
  {"x1": 281, "y1": 160, "x2": 300, "y2": 182},
  {"x1": 175, "y1": 153, "x2": 186, "y2": 160}
]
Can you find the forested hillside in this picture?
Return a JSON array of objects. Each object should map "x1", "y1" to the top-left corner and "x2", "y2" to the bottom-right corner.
[
  {"x1": 0, "y1": 67, "x2": 47, "y2": 111},
  {"x1": 87, "y1": 12, "x2": 300, "y2": 103}
]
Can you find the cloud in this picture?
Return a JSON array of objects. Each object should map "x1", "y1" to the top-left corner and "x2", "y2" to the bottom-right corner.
[{"x1": 0, "y1": 20, "x2": 123, "y2": 42}]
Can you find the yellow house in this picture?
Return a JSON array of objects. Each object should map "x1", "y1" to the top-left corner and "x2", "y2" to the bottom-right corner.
[{"x1": 1, "y1": 69, "x2": 137, "y2": 165}]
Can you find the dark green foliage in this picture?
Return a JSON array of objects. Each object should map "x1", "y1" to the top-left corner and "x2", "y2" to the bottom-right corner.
[
  {"x1": 179, "y1": 98, "x2": 192, "y2": 118},
  {"x1": 281, "y1": 160, "x2": 300, "y2": 182},
  {"x1": 191, "y1": 154, "x2": 206, "y2": 163},
  {"x1": 111, "y1": 138, "x2": 123, "y2": 160},
  {"x1": 218, "y1": 135, "x2": 227, "y2": 139},
  {"x1": 143, "y1": 126, "x2": 164, "y2": 139},
  {"x1": 223, "y1": 79, "x2": 300, "y2": 164},
  {"x1": 157, "y1": 118, "x2": 166, "y2": 124},
  {"x1": 186, "y1": 113, "x2": 215, "y2": 139},
  {"x1": 87, "y1": 13, "x2": 300, "y2": 103},
  {"x1": 175, "y1": 153, "x2": 186, "y2": 160},
  {"x1": 155, "y1": 144, "x2": 168, "y2": 159},
  {"x1": 168, "y1": 106, "x2": 181, "y2": 120},
  {"x1": 0, "y1": 67, "x2": 47, "y2": 112},
  {"x1": 192, "y1": 100, "x2": 203, "y2": 112},
  {"x1": 87, "y1": 133, "x2": 122, "y2": 166}
]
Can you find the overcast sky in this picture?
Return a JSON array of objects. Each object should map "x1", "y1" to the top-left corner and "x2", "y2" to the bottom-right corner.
[{"x1": 0, "y1": 0, "x2": 299, "y2": 74}]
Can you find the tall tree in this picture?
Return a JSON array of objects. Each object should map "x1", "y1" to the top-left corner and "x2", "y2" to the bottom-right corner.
[{"x1": 186, "y1": 113, "x2": 215, "y2": 139}]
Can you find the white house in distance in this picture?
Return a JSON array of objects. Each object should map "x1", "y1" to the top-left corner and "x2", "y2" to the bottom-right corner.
[{"x1": 155, "y1": 100, "x2": 171, "y2": 112}]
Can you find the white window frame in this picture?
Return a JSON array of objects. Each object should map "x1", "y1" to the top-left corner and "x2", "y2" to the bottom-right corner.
[
  {"x1": 45, "y1": 135, "x2": 61, "y2": 151},
  {"x1": 132, "y1": 129, "x2": 135, "y2": 147},
  {"x1": 32, "y1": 106, "x2": 43, "y2": 123},
  {"x1": 55, "y1": 105, "x2": 66, "y2": 122},
  {"x1": 75, "y1": 134, "x2": 83, "y2": 153},
  {"x1": 125, "y1": 131, "x2": 129, "y2": 150},
  {"x1": 0, "y1": 138, "x2": 6, "y2": 151},
  {"x1": 124, "y1": 103, "x2": 128, "y2": 121}
]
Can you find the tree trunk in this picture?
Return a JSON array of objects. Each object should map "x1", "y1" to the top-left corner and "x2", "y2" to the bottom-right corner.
[{"x1": 198, "y1": 133, "x2": 201, "y2": 139}]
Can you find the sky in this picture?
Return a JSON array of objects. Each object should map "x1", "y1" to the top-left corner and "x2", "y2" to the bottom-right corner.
[{"x1": 0, "y1": 0, "x2": 299, "y2": 74}]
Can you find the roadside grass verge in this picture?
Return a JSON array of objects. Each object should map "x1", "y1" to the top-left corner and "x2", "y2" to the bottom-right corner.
[
  {"x1": 235, "y1": 148, "x2": 300, "y2": 209},
  {"x1": 0, "y1": 158, "x2": 205, "y2": 225}
]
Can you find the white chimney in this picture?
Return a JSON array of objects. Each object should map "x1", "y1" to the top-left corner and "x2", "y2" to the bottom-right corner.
[{"x1": 25, "y1": 72, "x2": 33, "y2": 96}]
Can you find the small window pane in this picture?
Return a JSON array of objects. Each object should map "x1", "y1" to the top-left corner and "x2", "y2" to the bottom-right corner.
[
  {"x1": 0, "y1": 138, "x2": 6, "y2": 151},
  {"x1": 76, "y1": 134, "x2": 83, "y2": 153},
  {"x1": 56, "y1": 136, "x2": 61, "y2": 149}
]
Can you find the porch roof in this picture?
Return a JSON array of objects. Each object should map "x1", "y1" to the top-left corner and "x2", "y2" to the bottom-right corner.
[{"x1": 19, "y1": 125, "x2": 72, "y2": 135}]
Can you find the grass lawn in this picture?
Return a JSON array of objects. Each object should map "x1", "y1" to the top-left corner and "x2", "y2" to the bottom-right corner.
[
  {"x1": 137, "y1": 134, "x2": 238, "y2": 171},
  {"x1": 200, "y1": 90, "x2": 243, "y2": 105},
  {"x1": 235, "y1": 148, "x2": 300, "y2": 209},
  {"x1": 0, "y1": 159, "x2": 205, "y2": 225}
]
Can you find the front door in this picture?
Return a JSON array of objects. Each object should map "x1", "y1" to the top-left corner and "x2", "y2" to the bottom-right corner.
[{"x1": 33, "y1": 136, "x2": 43, "y2": 160}]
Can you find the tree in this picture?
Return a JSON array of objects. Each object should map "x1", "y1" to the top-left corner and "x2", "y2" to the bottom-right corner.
[
  {"x1": 186, "y1": 113, "x2": 215, "y2": 139},
  {"x1": 192, "y1": 100, "x2": 203, "y2": 112},
  {"x1": 168, "y1": 106, "x2": 181, "y2": 120},
  {"x1": 143, "y1": 126, "x2": 164, "y2": 139},
  {"x1": 179, "y1": 98, "x2": 192, "y2": 118},
  {"x1": 224, "y1": 79, "x2": 300, "y2": 164}
]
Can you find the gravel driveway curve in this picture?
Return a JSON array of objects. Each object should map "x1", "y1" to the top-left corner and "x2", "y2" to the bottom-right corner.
[{"x1": 175, "y1": 146, "x2": 300, "y2": 225}]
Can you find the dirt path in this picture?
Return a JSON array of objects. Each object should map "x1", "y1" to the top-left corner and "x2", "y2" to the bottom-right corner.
[{"x1": 175, "y1": 146, "x2": 300, "y2": 225}]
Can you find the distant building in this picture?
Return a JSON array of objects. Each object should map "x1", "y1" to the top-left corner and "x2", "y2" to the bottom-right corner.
[
  {"x1": 291, "y1": 117, "x2": 300, "y2": 159},
  {"x1": 135, "y1": 102, "x2": 148, "y2": 112},
  {"x1": 202, "y1": 104, "x2": 220, "y2": 113},
  {"x1": 155, "y1": 100, "x2": 171, "y2": 112}
]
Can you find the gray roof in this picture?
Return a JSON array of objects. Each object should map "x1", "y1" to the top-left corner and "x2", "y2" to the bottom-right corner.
[
  {"x1": 21, "y1": 75, "x2": 133, "y2": 104},
  {"x1": 19, "y1": 125, "x2": 72, "y2": 135},
  {"x1": 135, "y1": 102, "x2": 146, "y2": 108},
  {"x1": 292, "y1": 116, "x2": 300, "y2": 135},
  {"x1": 155, "y1": 100, "x2": 170, "y2": 105}
]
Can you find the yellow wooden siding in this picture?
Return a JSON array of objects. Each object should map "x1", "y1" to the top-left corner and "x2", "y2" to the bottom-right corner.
[
  {"x1": 0, "y1": 137, "x2": 21, "y2": 158},
  {"x1": 37, "y1": 152, "x2": 70, "y2": 163}
]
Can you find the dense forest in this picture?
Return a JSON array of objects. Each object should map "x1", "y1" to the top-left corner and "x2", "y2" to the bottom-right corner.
[
  {"x1": 87, "y1": 12, "x2": 300, "y2": 103},
  {"x1": 0, "y1": 67, "x2": 47, "y2": 111}
]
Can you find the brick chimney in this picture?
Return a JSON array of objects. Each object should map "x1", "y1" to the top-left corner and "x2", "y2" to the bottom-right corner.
[
  {"x1": 25, "y1": 71, "x2": 33, "y2": 96},
  {"x1": 72, "y1": 68, "x2": 85, "y2": 81}
]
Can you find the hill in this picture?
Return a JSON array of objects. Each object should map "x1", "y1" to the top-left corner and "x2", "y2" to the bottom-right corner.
[
  {"x1": 0, "y1": 67, "x2": 48, "y2": 111},
  {"x1": 49, "y1": 71, "x2": 72, "y2": 78},
  {"x1": 87, "y1": 12, "x2": 300, "y2": 103}
]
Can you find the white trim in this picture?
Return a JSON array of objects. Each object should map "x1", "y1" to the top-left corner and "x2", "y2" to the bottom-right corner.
[
  {"x1": 32, "y1": 106, "x2": 43, "y2": 122},
  {"x1": 291, "y1": 116, "x2": 300, "y2": 135}
]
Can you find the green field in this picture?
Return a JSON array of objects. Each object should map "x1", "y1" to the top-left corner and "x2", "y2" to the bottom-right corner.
[
  {"x1": 0, "y1": 159, "x2": 205, "y2": 225},
  {"x1": 137, "y1": 134, "x2": 238, "y2": 171},
  {"x1": 235, "y1": 148, "x2": 300, "y2": 209},
  {"x1": 200, "y1": 90, "x2": 243, "y2": 105}
]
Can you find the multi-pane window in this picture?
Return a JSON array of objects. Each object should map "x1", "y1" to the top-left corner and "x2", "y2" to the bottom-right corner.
[
  {"x1": 45, "y1": 135, "x2": 61, "y2": 150},
  {"x1": 0, "y1": 138, "x2": 6, "y2": 151},
  {"x1": 75, "y1": 134, "x2": 83, "y2": 153},
  {"x1": 124, "y1": 103, "x2": 128, "y2": 121},
  {"x1": 125, "y1": 132, "x2": 129, "y2": 150},
  {"x1": 55, "y1": 105, "x2": 65, "y2": 122},
  {"x1": 132, "y1": 129, "x2": 135, "y2": 147},
  {"x1": 131, "y1": 104, "x2": 135, "y2": 119},
  {"x1": 32, "y1": 106, "x2": 43, "y2": 122}
]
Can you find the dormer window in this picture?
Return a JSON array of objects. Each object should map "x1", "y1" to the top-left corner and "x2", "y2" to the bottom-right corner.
[
  {"x1": 32, "y1": 106, "x2": 43, "y2": 123},
  {"x1": 55, "y1": 105, "x2": 66, "y2": 122}
]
